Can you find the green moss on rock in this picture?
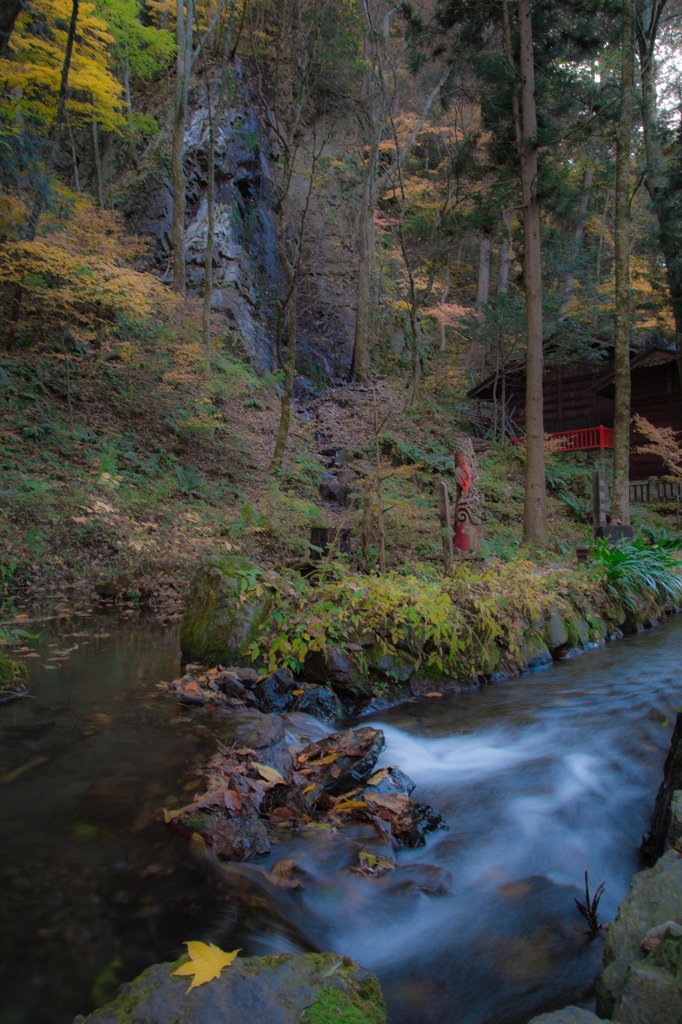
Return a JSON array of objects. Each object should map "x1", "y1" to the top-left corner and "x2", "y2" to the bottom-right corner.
[
  {"x1": 299, "y1": 977, "x2": 386, "y2": 1024},
  {"x1": 0, "y1": 652, "x2": 28, "y2": 691},
  {"x1": 180, "y1": 555, "x2": 273, "y2": 665}
]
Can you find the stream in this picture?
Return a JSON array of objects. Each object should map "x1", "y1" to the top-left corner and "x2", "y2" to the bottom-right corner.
[{"x1": 1, "y1": 612, "x2": 681, "y2": 1024}]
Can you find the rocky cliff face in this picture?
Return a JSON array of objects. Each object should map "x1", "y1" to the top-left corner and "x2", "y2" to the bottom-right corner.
[{"x1": 125, "y1": 59, "x2": 356, "y2": 381}]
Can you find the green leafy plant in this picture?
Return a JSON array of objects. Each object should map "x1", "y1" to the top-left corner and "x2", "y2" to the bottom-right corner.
[{"x1": 590, "y1": 538, "x2": 682, "y2": 611}]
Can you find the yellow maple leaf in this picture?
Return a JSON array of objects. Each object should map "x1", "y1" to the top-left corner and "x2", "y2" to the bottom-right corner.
[{"x1": 172, "y1": 941, "x2": 240, "y2": 991}]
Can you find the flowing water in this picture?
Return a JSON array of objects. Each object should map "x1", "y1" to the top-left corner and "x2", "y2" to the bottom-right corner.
[{"x1": 1, "y1": 612, "x2": 681, "y2": 1024}]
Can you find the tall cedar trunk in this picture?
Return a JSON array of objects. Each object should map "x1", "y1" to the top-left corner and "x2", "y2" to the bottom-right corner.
[
  {"x1": 558, "y1": 166, "x2": 593, "y2": 319},
  {"x1": 497, "y1": 209, "x2": 512, "y2": 294},
  {"x1": 0, "y1": 0, "x2": 23, "y2": 57},
  {"x1": 172, "y1": 0, "x2": 193, "y2": 295},
  {"x1": 612, "y1": 0, "x2": 635, "y2": 523},
  {"x1": 637, "y1": 3, "x2": 682, "y2": 384},
  {"x1": 476, "y1": 233, "x2": 491, "y2": 308},
  {"x1": 518, "y1": 0, "x2": 547, "y2": 545}
]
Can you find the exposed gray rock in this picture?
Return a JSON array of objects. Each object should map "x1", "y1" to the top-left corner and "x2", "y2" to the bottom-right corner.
[
  {"x1": 544, "y1": 608, "x2": 570, "y2": 651},
  {"x1": 526, "y1": 1008, "x2": 602, "y2": 1023},
  {"x1": 520, "y1": 632, "x2": 553, "y2": 670},
  {"x1": 73, "y1": 952, "x2": 387, "y2": 1024},
  {"x1": 303, "y1": 645, "x2": 373, "y2": 701},
  {"x1": 644, "y1": 711, "x2": 682, "y2": 862},
  {"x1": 613, "y1": 931, "x2": 682, "y2": 1023},
  {"x1": 233, "y1": 711, "x2": 293, "y2": 777},
  {"x1": 596, "y1": 849, "x2": 682, "y2": 1018}
]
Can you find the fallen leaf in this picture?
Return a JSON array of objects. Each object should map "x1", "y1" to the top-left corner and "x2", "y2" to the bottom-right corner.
[
  {"x1": 253, "y1": 762, "x2": 285, "y2": 785},
  {"x1": 162, "y1": 808, "x2": 184, "y2": 823},
  {"x1": 172, "y1": 941, "x2": 240, "y2": 991},
  {"x1": 425, "y1": 692, "x2": 443, "y2": 698}
]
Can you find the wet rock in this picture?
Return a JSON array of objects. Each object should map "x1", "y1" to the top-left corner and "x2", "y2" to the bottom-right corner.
[
  {"x1": 303, "y1": 645, "x2": 373, "y2": 701},
  {"x1": 0, "y1": 653, "x2": 29, "y2": 704},
  {"x1": 409, "y1": 671, "x2": 463, "y2": 698},
  {"x1": 294, "y1": 683, "x2": 342, "y2": 722},
  {"x1": 543, "y1": 608, "x2": 570, "y2": 653},
  {"x1": 251, "y1": 668, "x2": 298, "y2": 715},
  {"x1": 233, "y1": 711, "x2": 293, "y2": 777},
  {"x1": 361, "y1": 765, "x2": 415, "y2": 797},
  {"x1": 73, "y1": 952, "x2": 387, "y2": 1024},
  {"x1": 225, "y1": 666, "x2": 260, "y2": 684},
  {"x1": 203, "y1": 813, "x2": 271, "y2": 861},
  {"x1": 520, "y1": 632, "x2": 553, "y2": 670},
  {"x1": 526, "y1": 1009, "x2": 602, "y2": 1023},
  {"x1": 373, "y1": 863, "x2": 452, "y2": 896},
  {"x1": 180, "y1": 556, "x2": 273, "y2": 665},
  {"x1": 643, "y1": 711, "x2": 682, "y2": 863},
  {"x1": 614, "y1": 930, "x2": 682, "y2": 1023},
  {"x1": 365, "y1": 645, "x2": 416, "y2": 684},
  {"x1": 596, "y1": 849, "x2": 682, "y2": 1018},
  {"x1": 361, "y1": 792, "x2": 447, "y2": 848},
  {"x1": 301, "y1": 727, "x2": 386, "y2": 797}
]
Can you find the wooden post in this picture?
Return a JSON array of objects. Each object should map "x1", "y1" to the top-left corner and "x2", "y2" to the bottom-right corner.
[
  {"x1": 592, "y1": 469, "x2": 606, "y2": 530},
  {"x1": 435, "y1": 479, "x2": 453, "y2": 573}
]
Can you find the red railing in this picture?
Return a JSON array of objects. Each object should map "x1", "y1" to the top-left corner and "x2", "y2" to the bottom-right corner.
[{"x1": 510, "y1": 425, "x2": 614, "y2": 452}]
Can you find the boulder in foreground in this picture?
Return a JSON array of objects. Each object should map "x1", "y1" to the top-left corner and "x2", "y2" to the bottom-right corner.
[{"x1": 74, "y1": 952, "x2": 386, "y2": 1024}]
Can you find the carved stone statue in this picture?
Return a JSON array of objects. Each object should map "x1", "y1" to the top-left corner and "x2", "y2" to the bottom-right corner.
[{"x1": 454, "y1": 438, "x2": 482, "y2": 554}]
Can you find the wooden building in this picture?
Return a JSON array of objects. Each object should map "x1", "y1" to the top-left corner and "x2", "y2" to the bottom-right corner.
[{"x1": 467, "y1": 345, "x2": 682, "y2": 480}]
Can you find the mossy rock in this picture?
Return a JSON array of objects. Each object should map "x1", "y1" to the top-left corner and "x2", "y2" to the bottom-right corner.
[
  {"x1": 0, "y1": 652, "x2": 29, "y2": 702},
  {"x1": 180, "y1": 556, "x2": 273, "y2": 665},
  {"x1": 73, "y1": 952, "x2": 387, "y2": 1024},
  {"x1": 596, "y1": 850, "x2": 682, "y2": 1018},
  {"x1": 519, "y1": 630, "x2": 552, "y2": 670},
  {"x1": 365, "y1": 644, "x2": 416, "y2": 684}
]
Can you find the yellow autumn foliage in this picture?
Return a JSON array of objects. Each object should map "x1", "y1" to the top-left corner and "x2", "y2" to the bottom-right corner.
[
  {"x1": 0, "y1": 0, "x2": 124, "y2": 132},
  {"x1": 0, "y1": 204, "x2": 176, "y2": 340}
]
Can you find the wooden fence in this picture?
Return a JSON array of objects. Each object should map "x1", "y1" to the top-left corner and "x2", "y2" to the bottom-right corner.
[{"x1": 627, "y1": 479, "x2": 681, "y2": 504}]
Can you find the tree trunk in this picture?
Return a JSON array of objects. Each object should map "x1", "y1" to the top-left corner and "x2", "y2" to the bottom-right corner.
[
  {"x1": 518, "y1": 0, "x2": 547, "y2": 545},
  {"x1": 558, "y1": 165, "x2": 593, "y2": 320},
  {"x1": 0, "y1": 0, "x2": 23, "y2": 57},
  {"x1": 637, "y1": 1, "x2": 682, "y2": 384},
  {"x1": 22, "y1": 0, "x2": 79, "y2": 242},
  {"x1": 476, "y1": 232, "x2": 492, "y2": 309},
  {"x1": 612, "y1": 0, "x2": 635, "y2": 524},
  {"x1": 497, "y1": 209, "x2": 512, "y2": 294},
  {"x1": 172, "y1": 0, "x2": 194, "y2": 295}
]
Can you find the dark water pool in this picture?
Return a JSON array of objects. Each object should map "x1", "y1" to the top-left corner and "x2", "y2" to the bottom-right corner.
[{"x1": 1, "y1": 612, "x2": 681, "y2": 1024}]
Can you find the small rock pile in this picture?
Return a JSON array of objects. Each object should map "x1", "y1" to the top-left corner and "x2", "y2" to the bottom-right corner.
[
  {"x1": 163, "y1": 712, "x2": 446, "y2": 862},
  {"x1": 166, "y1": 665, "x2": 344, "y2": 722}
]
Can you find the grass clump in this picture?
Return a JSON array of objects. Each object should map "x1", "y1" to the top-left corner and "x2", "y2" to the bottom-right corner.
[{"x1": 590, "y1": 537, "x2": 682, "y2": 612}]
